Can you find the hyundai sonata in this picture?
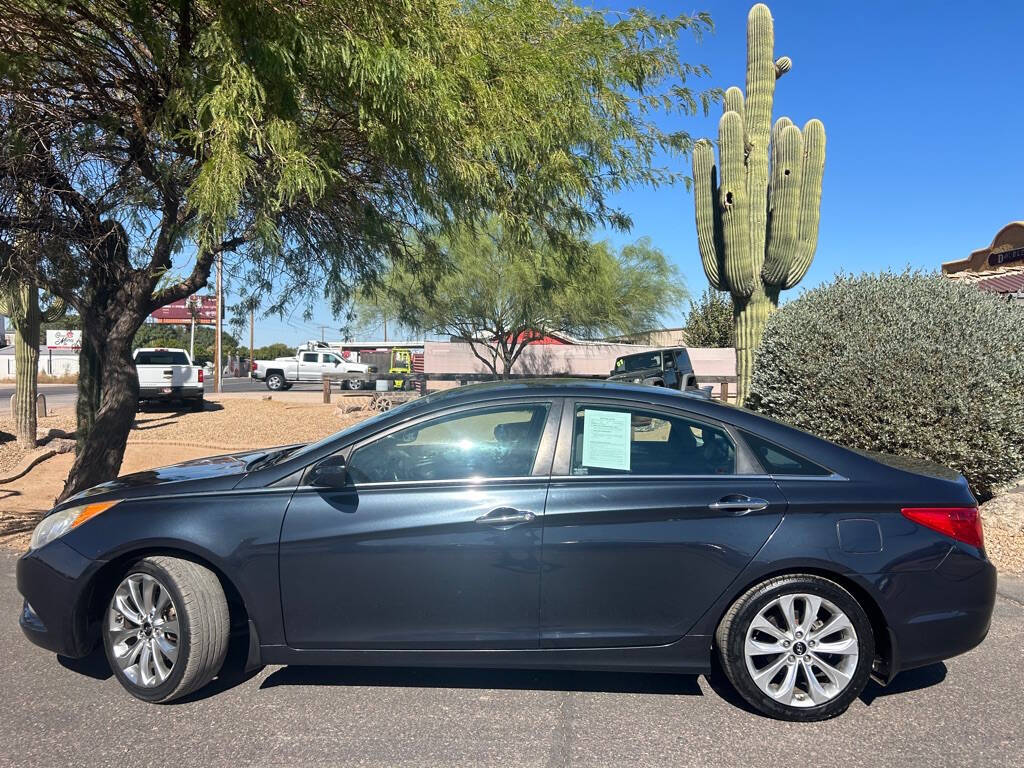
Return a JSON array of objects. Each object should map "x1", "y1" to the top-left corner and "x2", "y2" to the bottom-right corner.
[{"x1": 17, "y1": 380, "x2": 995, "y2": 720}]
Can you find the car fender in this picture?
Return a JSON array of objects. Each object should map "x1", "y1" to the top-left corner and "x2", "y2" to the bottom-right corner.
[{"x1": 59, "y1": 493, "x2": 292, "y2": 646}]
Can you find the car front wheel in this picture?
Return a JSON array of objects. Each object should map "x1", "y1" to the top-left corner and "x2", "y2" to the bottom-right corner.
[
  {"x1": 715, "y1": 574, "x2": 875, "y2": 721},
  {"x1": 103, "y1": 556, "x2": 229, "y2": 703}
]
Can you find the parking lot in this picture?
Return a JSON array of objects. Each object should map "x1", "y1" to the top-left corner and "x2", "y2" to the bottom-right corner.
[{"x1": 2, "y1": 549, "x2": 1020, "y2": 768}]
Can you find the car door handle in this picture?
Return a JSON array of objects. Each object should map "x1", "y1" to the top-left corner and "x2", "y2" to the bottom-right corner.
[
  {"x1": 475, "y1": 508, "x2": 535, "y2": 526},
  {"x1": 709, "y1": 496, "x2": 769, "y2": 514}
]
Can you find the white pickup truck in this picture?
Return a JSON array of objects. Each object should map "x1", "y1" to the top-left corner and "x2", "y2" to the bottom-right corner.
[
  {"x1": 133, "y1": 347, "x2": 204, "y2": 410},
  {"x1": 251, "y1": 344, "x2": 375, "y2": 391}
]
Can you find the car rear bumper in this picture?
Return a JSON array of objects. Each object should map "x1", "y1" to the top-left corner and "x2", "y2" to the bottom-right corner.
[
  {"x1": 879, "y1": 547, "x2": 997, "y2": 678},
  {"x1": 17, "y1": 541, "x2": 104, "y2": 658},
  {"x1": 138, "y1": 386, "x2": 203, "y2": 399}
]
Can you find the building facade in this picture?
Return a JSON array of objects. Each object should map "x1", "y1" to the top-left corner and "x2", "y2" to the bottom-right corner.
[{"x1": 942, "y1": 222, "x2": 1024, "y2": 302}]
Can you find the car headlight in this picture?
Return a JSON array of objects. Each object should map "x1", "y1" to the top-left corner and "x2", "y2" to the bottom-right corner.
[{"x1": 29, "y1": 500, "x2": 120, "y2": 550}]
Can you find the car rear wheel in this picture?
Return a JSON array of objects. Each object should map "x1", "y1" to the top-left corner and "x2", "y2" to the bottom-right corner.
[
  {"x1": 715, "y1": 574, "x2": 874, "y2": 721},
  {"x1": 103, "y1": 556, "x2": 229, "y2": 703},
  {"x1": 265, "y1": 373, "x2": 285, "y2": 391}
]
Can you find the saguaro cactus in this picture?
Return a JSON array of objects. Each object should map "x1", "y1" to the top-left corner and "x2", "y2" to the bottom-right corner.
[
  {"x1": 692, "y1": 3, "x2": 825, "y2": 404},
  {"x1": 0, "y1": 281, "x2": 66, "y2": 447}
]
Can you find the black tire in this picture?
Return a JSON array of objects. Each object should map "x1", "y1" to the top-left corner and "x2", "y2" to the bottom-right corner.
[
  {"x1": 103, "y1": 556, "x2": 230, "y2": 703},
  {"x1": 347, "y1": 378, "x2": 365, "y2": 391},
  {"x1": 265, "y1": 373, "x2": 285, "y2": 391},
  {"x1": 714, "y1": 574, "x2": 875, "y2": 721}
]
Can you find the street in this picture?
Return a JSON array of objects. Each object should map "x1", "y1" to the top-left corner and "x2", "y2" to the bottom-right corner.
[
  {"x1": 0, "y1": 377, "x2": 328, "y2": 411},
  {"x1": 1, "y1": 548, "x2": 1021, "y2": 768}
]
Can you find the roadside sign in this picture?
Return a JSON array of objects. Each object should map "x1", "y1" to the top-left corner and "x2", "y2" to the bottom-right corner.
[
  {"x1": 151, "y1": 295, "x2": 219, "y2": 325},
  {"x1": 46, "y1": 329, "x2": 82, "y2": 350}
]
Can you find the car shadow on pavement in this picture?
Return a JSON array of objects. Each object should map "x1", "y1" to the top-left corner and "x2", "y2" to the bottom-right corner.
[
  {"x1": 258, "y1": 665, "x2": 704, "y2": 697},
  {"x1": 859, "y1": 662, "x2": 947, "y2": 705},
  {"x1": 58, "y1": 645, "x2": 112, "y2": 681}
]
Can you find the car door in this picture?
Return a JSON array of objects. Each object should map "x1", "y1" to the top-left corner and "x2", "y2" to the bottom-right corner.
[
  {"x1": 539, "y1": 399, "x2": 786, "y2": 648},
  {"x1": 297, "y1": 351, "x2": 320, "y2": 380},
  {"x1": 278, "y1": 399, "x2": 561, "y2": 649}
]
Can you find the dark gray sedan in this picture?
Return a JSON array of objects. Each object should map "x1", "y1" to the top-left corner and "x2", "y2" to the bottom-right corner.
[{"x1": 17, "y1": 380, "x2": 995, "y2": 721}]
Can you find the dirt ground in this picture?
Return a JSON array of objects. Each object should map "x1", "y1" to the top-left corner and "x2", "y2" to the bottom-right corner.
[{"x1": 0, "y1": 398, "x2": 370, "y2": 550}]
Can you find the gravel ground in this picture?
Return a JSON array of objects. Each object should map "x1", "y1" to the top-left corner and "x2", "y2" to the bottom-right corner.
[
  {"x1": 0, "y1": 412, "x2": 78, "y2": 475},
  {"x1": 981, "y1": 488, "x2": 1024, "y2": 574},
  {"x1": 129, "y1": 398, "x2": 369, "y2": 450}
]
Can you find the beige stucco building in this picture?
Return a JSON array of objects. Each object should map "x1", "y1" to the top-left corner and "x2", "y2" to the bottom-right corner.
[{"x1": 942, "y1": 222, "x2": 1024, "y2": 302}]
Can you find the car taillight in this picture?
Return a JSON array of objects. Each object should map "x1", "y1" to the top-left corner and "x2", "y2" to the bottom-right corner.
[
  {"x1": 198, "y1": 368, "x2": 204, "y2": 383},
  {"x1": 252, "y1": 361, "x2": 257, "y2": 371},
  {"x1": 901, "y1": 506, "x2": 983, "y2": 549}
]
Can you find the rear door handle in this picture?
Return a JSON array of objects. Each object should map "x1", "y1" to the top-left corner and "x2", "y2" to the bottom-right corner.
[
  {"x1": 475, "y1": 508, "x2": 535, "y2": 526},
  {"x1": 709, "y1": 496, "x2": 769, "y2": 514}
]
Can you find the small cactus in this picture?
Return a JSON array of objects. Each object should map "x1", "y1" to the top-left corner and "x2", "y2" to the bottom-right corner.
[
  {"x1": 692, "y1": 3, "x2": 825, "y2": 403},
  {"x1": 0, "y1": 280, "x2": 66, "y2": 447}
]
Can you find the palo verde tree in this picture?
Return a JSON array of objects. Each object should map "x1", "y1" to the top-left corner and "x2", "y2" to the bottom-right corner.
[
  {"x1": 683, "y1": 288, "x2": 734, "y2": 348},
  {"x1": 0, "y1": 278, "x2": 65, "y2": 447},
  {"x1": 691, "y1": 3, "x2": 825, "y2": 403},
  {"x1": 361, "y1": 225, "x2": 686, "y2": 377},
  {"x1": 1, "y1": 0, "x2": 716, "y2": 500}
]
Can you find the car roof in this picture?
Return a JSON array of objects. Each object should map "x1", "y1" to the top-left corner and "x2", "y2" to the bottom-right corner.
[{"x1": 408, "y1": 378, "x2": 717, "y2": 413}]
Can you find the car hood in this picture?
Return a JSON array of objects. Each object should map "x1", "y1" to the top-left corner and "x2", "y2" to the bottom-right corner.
[{"x1": 68, "y1": 449, "x2": 271, "y2": 503}]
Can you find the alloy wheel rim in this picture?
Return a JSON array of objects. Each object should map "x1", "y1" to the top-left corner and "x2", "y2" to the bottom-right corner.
[
  {"x1": 743, "y1": 592, "x2": 859, "y2": 708},
  {"x1": 107, "y1": 573, "x2": 180, "y2": 688}
]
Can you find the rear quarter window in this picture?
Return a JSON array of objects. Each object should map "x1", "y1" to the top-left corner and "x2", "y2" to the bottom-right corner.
[{"x1": 741, "y1": 431, "x2": 832, "y2": 476}]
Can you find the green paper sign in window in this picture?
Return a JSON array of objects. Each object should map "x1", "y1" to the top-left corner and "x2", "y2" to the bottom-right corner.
[{"x1": 581, "y1": 409, "x2": 631, "y2": 471}]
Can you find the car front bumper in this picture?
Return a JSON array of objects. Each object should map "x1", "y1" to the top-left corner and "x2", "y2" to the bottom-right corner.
[{"x1": 17, "y1": 541, "x2": 105, "y2": 658}]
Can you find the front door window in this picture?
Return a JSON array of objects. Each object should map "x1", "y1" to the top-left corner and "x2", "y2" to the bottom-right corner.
[{"x1": 347, "y1": 404, "x2": 550, "y2": 483}]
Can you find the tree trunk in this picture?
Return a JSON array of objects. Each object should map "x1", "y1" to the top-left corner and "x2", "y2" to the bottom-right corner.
[
  {"x1": 59, "y1": 318, "x2": 141, "y2": 502},
  {"x1": 75, "y1": 333, "x2": 103, "y2": 455},
  {"x1": 733, "y1": 283, "x2": 779, "y2": 405}
]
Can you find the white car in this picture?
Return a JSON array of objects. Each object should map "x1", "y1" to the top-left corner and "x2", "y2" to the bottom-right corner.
[
  {"x1": 251, "y1": 344, "x2": 374, "y2": 391},
  {"x1": 133, "y1": 347, "x2": 204, "y2": 410}
]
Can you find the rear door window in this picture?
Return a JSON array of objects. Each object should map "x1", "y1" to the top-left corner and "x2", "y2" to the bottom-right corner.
[{"x1": 570, "y1": 405, "x2": 735, "y2": 476}]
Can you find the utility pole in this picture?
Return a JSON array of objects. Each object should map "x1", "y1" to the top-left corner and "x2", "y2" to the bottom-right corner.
[
  {"x1": 215, "y1": 254, "x2": 223, "y2": 393},
  {"x1": 249, "y1": 304, "x2": 254, "y2": 376}
]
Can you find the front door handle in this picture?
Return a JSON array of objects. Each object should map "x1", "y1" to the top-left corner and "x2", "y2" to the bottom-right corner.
[
  {"x1": 709, "y1": 496, "x2": 769, "y2": 514},
  {"x1": 475, "y1": 508, "x2": 535, "y2": 526}
]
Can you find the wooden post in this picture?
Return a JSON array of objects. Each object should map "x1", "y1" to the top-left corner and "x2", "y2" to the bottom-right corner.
[
  {"x1": 35, "y1": 393, "x2": 46, "y2": 417},
  {"x1": 322, "y1": 377, "x2": 331, "y2": 404},
  {"x1": 721, "y1": 380, "x2": 730, "y2": 403}
]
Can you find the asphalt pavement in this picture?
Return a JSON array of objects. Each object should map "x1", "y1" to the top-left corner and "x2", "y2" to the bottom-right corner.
[
  {"x1": 1, "y1": 550, "x2": 1021, "y2": 768},
  {"x1": 0, "y1": 378, "x2": 328, "y2": 412}
]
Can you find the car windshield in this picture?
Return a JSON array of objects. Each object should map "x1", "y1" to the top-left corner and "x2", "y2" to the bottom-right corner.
[
  {"x1": 615, "y1": 352, "x2": 661, "y2": 373},
  {"x1": 135, "y1": 351, "x2": 190, "y2": 365}
]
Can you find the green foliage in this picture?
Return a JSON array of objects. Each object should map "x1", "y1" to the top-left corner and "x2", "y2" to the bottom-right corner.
[
  {"x1": 691, "y1": 4, "x2": 825, "y2": 402},
  {"x1": 747, "y1": 271, "x2": 1024, "y2": 500},
  {"x1": 132, "y1": 324, "x2": 239, "y2": 364},
  {"x1": 250, "y1": 342, "x2": 295, "y2": 361},
  {"x1": 683, "y1": 289, "x2": 734, "y2": 347},
  {"x1": 364, "y1": 223, "x2": 686, "y2": 376}
]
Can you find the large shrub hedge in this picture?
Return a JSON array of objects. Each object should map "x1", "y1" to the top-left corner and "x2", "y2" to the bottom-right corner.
[{"x1": 747, "y1": 271, "x2": 1024, "y2": 499}]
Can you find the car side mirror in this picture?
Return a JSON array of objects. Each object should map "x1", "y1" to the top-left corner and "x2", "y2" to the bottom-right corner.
[{"x1": 309, "y1": 455, "x2": 348, "y2": 488}]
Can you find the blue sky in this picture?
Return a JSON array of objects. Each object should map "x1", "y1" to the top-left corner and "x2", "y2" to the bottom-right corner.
[{"x1": 229, "y1": 1, "x2": 1024, "y2": 347}]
